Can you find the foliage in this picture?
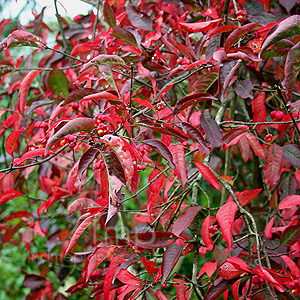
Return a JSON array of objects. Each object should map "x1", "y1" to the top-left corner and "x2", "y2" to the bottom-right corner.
[{"x1": 2, "y1": 0, "x2": 300, "y2": 299}]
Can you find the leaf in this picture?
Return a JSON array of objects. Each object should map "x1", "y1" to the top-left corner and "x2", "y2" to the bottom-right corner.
[
  {"x1": 252, "y1": 93, "x2": 266, "y2": 135},
  {"x1": 177, "y1": 122, "x2": 210, "y2": 154},
  {"x1": 126, "y1": 4, "x2": 153, "y2": 31},
  {"x1": 169, "y1": 144, "x2": 188, "y2": 189},
  {"x1": 178, "y1": 19, "x2": 222, "y2": 32},
  {"x1": 68, "y1": 198, "x2": 101, "y2": 215},
  {"x1": 90, "y1": 54, "x2": 126, "y2": 66},
  {"x1": 99, "y1": 135, "x2": 138, "y2": 193},
  {"x1": 278, "y1": 195, "x2": 300, "y2": 209},
  {"x1": 282, "y1": 144, "x2": 300, "y2": 168},
  {"x1": 259, "y1": 15, "x2": 300, "y2": 57},
  {"x1": 61, "y1": 88, "x2": 98, "y2": 106},
  {"x1": 208, "y1": 26, "x2": 238, "y2": 39},
  {"x1": 280, "y1": 224, "x2": 300, "y2": 246},
  {"x1": 117, "y1": 269, "x2": 142, "y2": 285},
  {"x1": 283, "y1": 41, "x2": 300, "y2": 103},
  {"x1": 201, "y1": 216, "x2": 215, "y2": 251},
  {"x1": 281, "y1": 255, "x2": 300, "y2": 277},
  {"x1": 192, "y1": 72, "x2": 219, "y2": 93},
  {"x1": 5, "y1": 128, "x2": 25, "y2": 158},
  {"x1": 86, "y1": 245, "x2": 117, "y2": 280},
  {"x1": 225, "y1": 23, "x2": 261, "y2": 51},
  {"x1": 245, "y1": 132, "x2": 265, "y2": 159},
  {"x1": 203, "y1": 278, "x2": 238, "y2": 300},
  {"x1": 172, "y1": 207, "x2": 202, "y2": 236},
  {"x1": 251, "y1": 267, "x2": 284, "y2": 292},
  {"x1": 0, "y1": 190, "x2": 22, "y2": 206},
  {"x1": 67, "y1": 161, "x2": 79, "y2": 196},
  {"x1": 44, "y1": 117, "x2": 95, "y2": 156},
  {"x1": 127, "y1": 231, "x2": 178, "y2": 249},
  {"x1": 222, "y1": 125, "x2": 249, "y2": 145},
  {"x1": 201, "y1": 117, "x2": 223, "y2": 148},
  {"x1": 279, "y1": 0, "x2": 297, "y2": 13},
  {"x1": 174, "y1": 93, "x2": 217, "y2": 114},
  {"x1": 142, "y1": 139, "x2": 175, "y2": 169},
  {"x1": 65, "y1": 212, "x2": 102, "y2": 254},
  {"x1": 103, "y1": 1, "x2": 116, "y2": 28},
  {"x1": 23, "y1": 274, "x2": 46, "y2": 289},
  {"x1": 194, "y1": 163, "x2": 220, "y2": 190},
  {"x1": 216, "y1": 202, "x2": 238, "y2": 249},
  {"x1": 238, "y1": 136, "x2": 250, "y2": 162},
  {"x1": 14, "y1": 148, "x2": 54, "y2": 165},
  {"x1": 233, "y1": 79, "x2": 253, "y2": 99},
  {"x1": 263, "y1": 144, "x2": 283, "y2": 189},
  {"x1": 18, "y1": 70, "x2": 42, "y2": 116},
  {"x1": 112, "y1": 27, "x2": 139, "y2": 48},
  {"x1": 236, "y1": 189, "x2": 262, "y2": 207},
  {"x1": 48, "y1": 69, "x2": 69, "y2": 98},
  {"x1": 226, "y1": 257, "x2": 250, "y2": 273},
  {"x1": 81, "y1": 91, "x2": 120, "y2": 102},
  {"x1": 161, "y1": 245, "x2": 184, "y2": 285},
  {"x1": 78, "y1": 147, "x2": 99, "y2": 181}
]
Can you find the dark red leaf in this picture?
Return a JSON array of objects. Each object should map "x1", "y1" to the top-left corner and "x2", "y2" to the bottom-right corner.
[
  {"x1": 178, "y1": 19, "x2": 221, "y2": 32},
  {"x1": 5, "y1": 128, "x2": 25, "y2": 157},
  {"x1": 252, "y1": 93, "x2": 266, "y2": 135},
  {"x1": 245, "y1": 132, "x2": 265, "y2": 159},
  {"x1": 283, "y1": 144, "x2": 300, "y2": 168},
  {"x1": 251, "y1": 267, "x2": 284, "y2": 292},
  {"x1": 236, "y1": 189, "x2": 262, "y2": 207},
  {"x1": 280, "y1": 223, "x2": 300, "y2": 246},
  {"x1": 222, "y1": 126, "x2": 249, "y2": 145},
  {"x1": 142, "y1": 139, "x2": 175, "y2": 169},
  {"x1": 127, "y1": 231, "x2": 178, "y2": 249},
  {"x1": 232, "y1": 79, "x2": 253, "y2": 99},
  {"x1": 201, "y1": 117, "x2": 223, "y2": 148},
  {"x1": 126, "y1": 4, "x2": 153, "y2": 31},
  {"x1": 103, "y1": 1, "x2": 116, "y2": 28},
  {"x1": 68, "y1": 198, "x2": 101, "y2": 215},
  {"x1": 194, "y1": 163, "x2": 220, "y2": 190},
  {"x1": 172, "y1": 207, "x2": 202, "y2": 236},
  {"x1": 78, "y1": 147, "x2": 99, "y2": 181},
  {"x1": 203, "y1": 278, "x2": 238, "y2": 300},
  {"x1": 23, "y1": 274, "x2": 46, "y2": 289},
  {"x1": 112, "y1": 27, "x2": 139, "y2": 48}
]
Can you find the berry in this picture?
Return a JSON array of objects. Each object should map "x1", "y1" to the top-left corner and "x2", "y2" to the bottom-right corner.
[
  {"x1": 69, "y1": 142, "x2": 76, "y2": 148},
  {"x1": 289, "y1": 282, "x2": 296, "y2": 289},
  {"x1": 70, "y1": 102, "x2": 79, "y2": 110},
  {"x1": 60, "y1": 139, "x2": 67, "y2": 146},
  {"x1": 161, "y1": 283, "x2": 167, "y2": 289},
  {"x1": 35, "y1": 121, "x2": 42, "y2": 128},
  {"x1": 73, "y1": 15, "x2": 81, "y2": 22},
  {"x1": 264, "y1": 134, "x2": 273, "y2": 143},
  {"x1": 156, "y1": 101, "x2": 166, "y2": 111},
  {"x1": 270, "y1": 110, "x2": 284, "y2": 121},
  {"x1": 252, "y1": 276, "x2": 260, "y2": 285},
  {"x1": 65, "y1": 134, "x2": 75, "y2": 142},
  {"x1": 137, "y1": 164, "x2": 146, "y2": 171},
  {"x1": 97, "y1": 128, "x2": 105, "y2": 136},
  {"x1": 182, "y1": 141, "x2": 188, "y2": 147},
  {"x1": 236, "y1": 10, "x2": 246, "y2": 22},
  {"x1": 41, "y1": 121, "x2": 48, "y2": 129}
]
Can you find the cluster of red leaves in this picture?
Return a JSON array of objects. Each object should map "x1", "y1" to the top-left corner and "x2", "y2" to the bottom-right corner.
[{"x1": 2, "y1": 0, "x2": 300, "y2": 299}]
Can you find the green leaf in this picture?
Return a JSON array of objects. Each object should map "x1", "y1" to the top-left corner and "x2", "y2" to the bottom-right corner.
[
  {"x1": 112, "y1": 27, "x2": 139, "y2": 48},
  {"x1": 103, "y1": 1, "x2": 116, "y2": 28},
  {"x1": 48, "y1": 69, "x2": 69, "y2": 98},
  {"x1": 280, "y1": 224, "x2": 300, "y2": 246}
]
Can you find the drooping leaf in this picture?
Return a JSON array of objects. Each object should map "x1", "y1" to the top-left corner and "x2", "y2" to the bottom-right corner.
[
  {"x1": 112, "y1": 27, "x2": 139, "y2": 48},
  {"x1": 279, "y1": 0, "x2": 297, "y2": 13},
  {"x1": 126, "y1": 4, "x2": 153, "y2": 31},
  {"x1": 0, "y1": 190, "x2": 22, "y2": 206},
  {"x1": 68, "y1": 198, "x2": 101, "y2": 215},
  {"x1": 278, "y1": 195, "x2": 300, "y2": 209},
  {"x1": 195, "y1": 163, "x2": 220, "y2": 190},
  {"x1": 103, "y1": 1, "x2": 116, "y2": 28},
  {"x1": 259, "y1": 15, "x2": 300, "y2": 57},
  {"x1": 281, "y1": 255, "x2": 300, "y2": 277},
  {"x1": 178, "y1": 19, "x2": 222, "y2": 32},
  {"x1": 177, "y1": 122, "x2": 210, "y2": 154},
  {"x1": 282, "y1": 144, "x2": 300, "y2": 168},
  {"x1": 192, "y1": 72, "x2": 219, "y2": 93},
  {"x1": 222, "y1": 125, "x2": 249, "y2": 145},
  {"x1": 117, "y1": 268, "x2": 142, "y2": 285},
  {"x1": 18, "y1": 70, "x2": 42, "y2": 116},
  {"x1": 23, "y1": 274, "x2": 46, "y2": 289},
  {"x1": 225, "y1": 23, "x2": 261, "y2": 52},
  {"x1": 201, "y1": 215, "x2": 216, "y2": 251},
  {"x1": 245, "y1": 132, "x2": 265, "y2": 159},
  {"x1": 201, "y1": 117, "x2": 223, "y2": 148},
  {"x1": 161, "y1": 245, "x2": 184, "y2": 285},
  {"x1": 236, "y1": 189, "x2": 262, "y2": 207},
  {"x1": 280, "y1": 224, "x2": 300, "y2": 246},
  {"x1": 251, "y1": 267, "x2": 284, "y2": 292},
  {"x1": 238, "y1": 136, "x2": 250, "y2": 162},
  {"x1": 65, "y1": 212, "x2": 102, "y2": 254},
  {"x1": 252, "y1": 93, "x2": 266, "y2": 135},
  {"x1": 5, "y1": 128, "x2": 25, "y2": 158},
  {"x1": 233, "y1": 79, "x2": 253, "y2": 99},
  {"x1": 172, "y1": 207, "x2": 202, "y2": 236},
  {"x1": 14, "y1": 148, "x2": 55, "y2": 165},
  {"x1": 174, "y1": 93, "x2": 217, "y2": 114},
  {"x1": 78, "y1": 147, "x2": 99, "y2": 181},
  {"x1": 216, "y1": 202, "x2": 238, "y2": 249},
  {"x1": 169, "y1": 144, "x2": 188, "y2": 189},
  {"x1": 44, "y1": 117, "x2": 95, "y2": 156},
  {"x1": 67, "y1": 161, "x2": 79, "y2": 196},
  {"x1": 263, "y1": 144, "x2": 283, "y2": 189},
  {"x1": 142, "y1": 139, "x2": 175, "y2": 169},
  {"x1": 218, "y1": 261, "x2": 246, "y2": 280},
  {"x1": 48, "y1": 69, "x2": 69, "y2": 98},
  {"x1": 203, "y1": 278, "x2": 238, "y2": 300},
  {"x1": 127, "y1": 231, "x2": 178, "y2": 249},
  {"x1": 208, "y1": 26, "x2": 238, "y2": 39},
  {"x1": 61, "y1": 88, "x2": 99, "y2": 106}
]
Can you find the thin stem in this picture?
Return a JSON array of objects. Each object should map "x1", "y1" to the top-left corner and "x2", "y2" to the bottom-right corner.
[{"x1": 92, "y1": 0, "x2": 101, "y2": 42}]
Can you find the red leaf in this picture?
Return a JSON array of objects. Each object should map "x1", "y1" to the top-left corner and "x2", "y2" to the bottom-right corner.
[
  {"x1": 252, "y1": 93, "x2": 266, "y2": 135},
  {"x1": 203, "y1": 278, "x2": 238, "y2": 300},
  {"x1": 176, "y1": 280, "x2": 188, "y2": 300},
  {"x1": 238, "y1": 136, "x2": 250, "y2": 162},
  {"x1": 65, "y1": 212, "x2": 102, "y2": 254},
  {"x1": 156, "y1": 290, "x2": 169, "y2": 300},
  {"x1": 225, "y1": 23, "x2": 261, "y2": 52},
  {"x1": 278, "y1": 195, "x2": 300, "y2": 209},
  {"x1": 117, "y1": 268, "x2": 142, "y2": 285},
  {"x1": 143, "y1": 139, "x2": 175, "y2": 169},
  {"x1": 178, "y1": 19, "x2": 221, "y2": 32},
  {"x1": 67, "y1": 161, "x2": 79, "y2": 196},
  {"x1": 198, "y1": 261, "x2": 218, "y2": 278},
  {"x1": 103, "y1": 1, "x2": 116, "y2": 28},
  {"x1": 194, "y1": 163, "x2": 220, "y2": 190},
  {"x1": 86, "y1": 245, "x2": 117, "y2": 280},
  {"x1": 127, "y1": 231, "x2": 178, "y2": 249},
  {"x1": 112, "y1": 26, "x2": 139, "y2": 48},
  {"x1": 251, "y1": 266, "x2": 284, "y2": 292},
  {"x1": 126, "y1": 4, "x2": 153, "y2": 31},
  {"x1": 5, "y1": 128, "x2": 25, "y2": 158},
  {"x1": 68, "y1": 198, "x2": 101, "y2": 215},
  {"x1": 236, "y1": 189, "x2": 262, "y2": 207},
  {"x1": 201, "y1": 215, "x2": 216, "y2": 251},
  {"x1": 4, "y1": 210, "x2": 33, "y2": 222},
  {"x1": 222, "y1": 126, "x2": 249, "y2": 148},
  {"x1": 218, "y1": 261, "x2": 245, "y2": 280},
  {"x1": 82, "y1": 91, "x2": 120, "y2": 102},
  {"x1": 260, "y1": 15, "x2": 300, "y2": 57},
  {"x1": 18, "y1": 70, "x2": 41, "y2": 116},
  {"x1": 142, "y1": 257, "x2": 158, "y2": 278},
  {"x1": 281, "y1": 255, "x2": 300, "y2": 277},
  {"x1": 263, "y1": 144, "x2": 283, "y2": 189},
  {"x1": 208, "y1": 26, "x2": 237, "y2": 39},
  {"x1": 161, "y1": 245, "x2": 183, "y2": 285},
  {"x1": 169, "y1": 144, "x2": 188, "y2": 189},
  {"x1": 23, "y1": 274, "x2": 46, "y2": 289},
  {"x1": 14, "y1": 148, "x2": 54, "y2": 165},
  {"x1": 265, "y1": 215, "x2": 276, "y2": 239},
  {"x1": 0, "y1": 190, "x2": 22, "y2": 206},
  {"x1": 78, "y1": 147, "x2": 99, "y2": 181},
  {"x1": 172, "y1": 207, "x2": 202, "y2": 236},
  {"x1": 216, "y1": 202, "x2": 238, "y2": 249},
  {"x1": 226, "y1": 257, "x2": 250, "y2": 273},
  {"x1": 44, "y1": 117, "x2": 95, "y2": 156},
  {"x1": 245, "y1": 132, "x2": 265, "y2": 159}
]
